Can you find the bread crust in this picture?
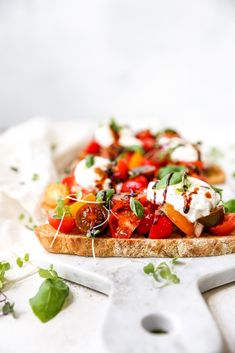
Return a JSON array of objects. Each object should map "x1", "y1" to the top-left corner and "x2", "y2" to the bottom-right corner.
[{"x1": 34, "y1": 224, "x2": 235, "y2": 258}]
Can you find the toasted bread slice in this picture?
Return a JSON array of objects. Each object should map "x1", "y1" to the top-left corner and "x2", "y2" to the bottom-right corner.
[
  {"x1": 204, "y1": 164, "x2": 226, "y2": 185},
  {"x1": 35, "y1": 224, "x2": 235, "y2": 258}
]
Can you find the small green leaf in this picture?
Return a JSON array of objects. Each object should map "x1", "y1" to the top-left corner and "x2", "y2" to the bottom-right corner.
[
  {"x1": 53, "y1": 199, "x2": 71, "y2": 219},
  {"x1": 29, "y1": 278, "x2": 69, "y2": 323},
  {"x1": 96, "y1": 189, "x2": 115, "y2": 207},
  {"x1": 130, "y1": 197, "x2": 144, "y2": 218},
  {"x1": 85, "y1": 155, "x2": 95, "y2": 168},
  {"x1": 170, "y1": 274, "x2": 180, "y2": 284},
  {"x1": 223, "y1": 199, "x2": 235, "y2": 213},
  {"x1": 24, "y1": 253, "x2": 30, "y2": 262},
  {"x1": 155, "y1": 172, "x2": 184, "y2": 190},
  {"x1": 16, "y1": 257, "x2": 23, "y2": 268},
  {"x1": 110, "y1": 118, "x2": 121, "y2": 133},
  {"x1": 158, "y1": 165, "x2": 186, "y2": 180},
  {"x1": 211, "y1": 185, "x2": 223, "y2": 201},
  {"x1": 39, "y1": 265, "x2": 58, "y2": 279},
  {"x1": 18, "y1": 213, "x2": 25, "y2": 221},
  {"x1": 125, "y1": 145, "x2": 145, "y2": 155},
  {"x1": 143, "y1": 263, "x2": 155, "y2": 274},
  {"x1": 10, "y1": 166, "x2": 19, "y2": 172},
  {"x1": 2, "y1": 301, "x2": 15, "y2": 316},
  {"x1": 32, "y1": 173, "x2": 39, "y2": 181},
  {"x1": 171, "y1": 257, "x2": 180, "y2": 265}
]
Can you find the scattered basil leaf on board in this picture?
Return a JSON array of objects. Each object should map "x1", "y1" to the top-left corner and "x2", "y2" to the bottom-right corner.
[
  {"x1": 2, "y1": 301, "x2": 15, "y2": 316},
  {"x1": 30, "y1": 266, "x2": 69, "y2": 323},
  {"x1": 223, "y1": 199, "x2": 235, "y2": 213},
  {"x1": 130, "y1": 197, "x2": 145, "y2": 218},
  {"x1": 85, "y1": 154, "x2": 95, "y2": 168},
  {"x1": 158, "y1": 165, "x2": 186, "y2": 180},
  {"x1": 155, "y1": 172, "x2": 184, "y2": 190}
]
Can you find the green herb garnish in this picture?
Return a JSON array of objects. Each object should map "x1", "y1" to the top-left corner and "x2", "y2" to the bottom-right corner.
[
  {"x1": 50, "y1": 143, "x2": 57, "y2": 152},
  {"x1": 96, "y1": 189, "x2": 115, "y2": 207},
  {"x1": 125, "y1": 145, "x2": 145, "y2": 155},
  {"x1": 29, "y1": 265, "x2": 69, "y2": 323},
  {"x1": 32, "y1": 173, "x2": 39, "y2": 181},
  {"x1": 85, "y1": 155, "x2": 95, "y2": 168},
  {"x1": 130, "y1": 197, "x2": 144, "y2": 218},
  {"x1": 1, "y1": 301, "x2": 15, "y2": 316},
  {"x1": 223, "y1": 199, "x2": 235, "y2": 213},
  {"x1": 16, "y1": 253, "x2": 30, "y2": 268},
  {"x1": 143, "y1": 259, "x2": 180, "y2": 286},
  {"x1": 155, "y1": 172, "x2": 184, "y2": 190},
  {"x1": 0, "y1": 262, "x2": 11, "y2": 290},
  {"x1": 110, "y1": 118, "x2": 121, "y2": 133},
  {"x1": 10, "y1": 166, "x2": 19, "y2": 172},
  {"x1": 87, "y1": 229, "x2": 100, "y2": 238},
  {"x1": 18, "y1": 213, "x2": 25, "y2": 221},
  {"x1": 53, "y1": 199, "x2": 71, "y2": 219},
  {"x1": 158, "y1": 165, "x2": 186, "y2": 180}
]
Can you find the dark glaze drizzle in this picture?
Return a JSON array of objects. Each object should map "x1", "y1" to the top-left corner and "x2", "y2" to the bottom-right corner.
[
  {"x1": 162, "y1": 173, "x2": 174, "y2": 204},
  {"x1": 182, "y1": 187, "x2": 199, "y2": 214}
]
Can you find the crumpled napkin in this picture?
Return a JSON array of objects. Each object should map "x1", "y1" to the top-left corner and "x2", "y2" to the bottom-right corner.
[{"x1": 0, "y1": 117, "x2": 94, "y2": 256}]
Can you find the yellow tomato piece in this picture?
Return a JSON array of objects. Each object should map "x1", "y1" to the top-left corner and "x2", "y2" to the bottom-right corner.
[
  {"x1": 128, "y1": 152, "x2": 144, "y2": 170},
  {"x1": 161, "y1": 203, "x2": 195, "y2": 237},
  {"x1": 44, "y1": 183, "x2": 70, "y2": 208},
  {"x1": 70, "y1": 193, "x2": 96, "y2": 217}
]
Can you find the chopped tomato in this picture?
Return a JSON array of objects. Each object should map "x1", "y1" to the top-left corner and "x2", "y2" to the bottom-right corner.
[
  {"x1": 109, "y1": 209, "x2": 140, "y2": 238},
  {"x1": 149, "y1": 211, "x2": 173, "y2": 239},
  {"x1": 114, "y1": 159, "x2": 129, "y2": 180},
  {"x1": 136, "y1": 130, "x2": 156, "y2": 151},
  {"x1": 61, "y1": 175, "x2": 76, "y2": 192},
  {"x1": 44, "y1": 183, "x2": 70, "y2": 208},
  {"x1": 121, "y1": 176, "x2": 148, "y2": 193},
  {"x1": 161, "y1": 203, "x2": 195, "y2": 237},
  {"x1": 48, "y1": 213, "x2": 76, "y2": 234},
  {"x1": 209, "y1": 214, "x2": 235, "y2": 236},
  {"x1": 128, "y1": 152, "x2": 145, "y2": 170},
  {"x1": 137, "y1": 207, "x2": 154, "y2": 235},
  {"x1": 85, "y1": 140, "x2": 100, "y2": 154},
  {"x1": 75, "y1": 203, "x2": 108, "y2": 234}
]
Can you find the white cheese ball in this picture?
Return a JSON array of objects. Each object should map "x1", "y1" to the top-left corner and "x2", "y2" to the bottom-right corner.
[
  {"x1": 74, "y1": 156, "x2": 111, "y2": 192},
  {"x1": 119, "y1": 127, "x2": 143, "y2": 147},
  {"x1": 147, "y1": 177, "x2": 220, "y2": 223},
  {"x1": 94, "y1": 124, "x2": 115, "y2": 147}
]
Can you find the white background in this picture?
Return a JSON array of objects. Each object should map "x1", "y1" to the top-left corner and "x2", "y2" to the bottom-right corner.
[{"x1": 1, "y1": 0, "x2": 235, "y2": 129}]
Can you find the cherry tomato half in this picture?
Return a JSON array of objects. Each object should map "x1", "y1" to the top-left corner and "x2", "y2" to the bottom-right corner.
[
  {"x1": 62, "y1": 175, "x2": 76, "y2": 192},
  {"x1": 114, "y1": 159, "x2": 129, "y2": 180},
  {"x1": 121, "y1": 176, "x2": 148, "y2": 193},
  {"x1": 75, "y1": 203, "x2": 108, "y2": 234},
  {"x1": 136, "y1": 130, "x2": 156, "y2": 151},
  {"x1": 209, "y1": 214, "x2": 235, "y2": 236},
  {"x1": 149, "y1": 211, "x2": 173, "y2": 239},
  {"x1": 137, "y1": 207, "x2": 154, "y2": 235},
  {"x1": 48, "y1": 213, "x2": 76, "y2": 234}
]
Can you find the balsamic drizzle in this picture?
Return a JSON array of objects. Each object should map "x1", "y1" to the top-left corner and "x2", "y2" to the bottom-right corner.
[{"x1": 162, "y1": 173, "x2": 174, "y2": 204}]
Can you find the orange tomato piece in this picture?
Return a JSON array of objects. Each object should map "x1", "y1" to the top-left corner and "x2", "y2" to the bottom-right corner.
[
  {"x1": 128, "y1": 152, "x2": 144, "y2": 170},
  {"x1": 70, "y1": 193, "x2": 96, "y2": 217},
  {"x1": 161, "y1": 203, "x2": 195, "y2": 237},
  {"x1": 44, "y1": 183, "x2": 70, "y2": 208}
]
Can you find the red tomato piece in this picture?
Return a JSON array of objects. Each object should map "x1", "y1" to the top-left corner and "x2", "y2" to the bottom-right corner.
[
  {"x1": 121, "y1": 176, "x2": 148, "y2": 193},
  {"x1": 61, "y1": 175, "x2": 75, "y2": 192},
  {"x1": 209, "y1": 214, "x2": 235, "y2": 236},
  {"x1": 85, "y1": 140, "x2": 100, "y2": 154},
  {"x1": 75, "y1": 204, "x2": 108, "y2": 234},
  {"x1": 137, "y1": 207, "x2": 154, "y2": 235},
  {"x1": 109, "y1": 209, "x2": 140, "y2": 238},
  {"x1": 114, "y1": 159, "x2": 129, "y2": 180},
  {"x1": 136, "y1": 130, "x2": 156, "y2": 151},
  {"x1": 149, "y1": 211, "x2": 173, "y2": 239},
  {"x1": 48, "y1": 214, "x2": 76, "y2": 234}
]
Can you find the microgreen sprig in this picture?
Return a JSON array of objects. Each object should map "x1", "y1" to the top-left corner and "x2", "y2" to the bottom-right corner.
[
  {"x1": 143, "y1": 258, "x2": 181, "y2": 286},
  {"x1": 53, "y1": 199, "x2": 71, "y2": 219}
]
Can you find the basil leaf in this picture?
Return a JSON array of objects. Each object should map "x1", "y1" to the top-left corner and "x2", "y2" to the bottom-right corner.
[
  {"x1": 125, "y1": 145, "x2": 144, "y2": 155},
  {"x1": 143, "y1": 263, "x2": 155, "y2": 274},
  {"x1": 85, "y1": 155, "x2": 95, "y2": 168},
  {"x1": 96, "y1": 189, "x2": 115, "y2": 207},
  {"x1": 130, "y1": 197, "x2": 144, "y2": 218},
  {"x1": 155, "y1": 172, "x2": 184, "y2": 190},
  {"x1": 29, "y1": 278, "x2": 69, "y2": 323},
  {"x1": 223, "y1": 199, "x2": 235, "y2": 213},
  {"x1": 110, "y1": 118, "x2": 121, "y2": 133},
  {"x1": 158, "y1": 165, "x2": 186, "y2": 180}
]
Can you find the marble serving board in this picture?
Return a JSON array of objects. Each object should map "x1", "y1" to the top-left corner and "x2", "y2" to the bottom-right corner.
[{"x1": 35, "y1": 249, "x2": 235, "y2": 353}]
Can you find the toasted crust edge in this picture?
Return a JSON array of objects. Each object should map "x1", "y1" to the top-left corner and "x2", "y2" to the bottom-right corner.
[
  {"x1": 204, "y1": 164, "x2": 226, "y2": 185},
  {"x1": 34, "y1": 224, "x2": 235, "y2": 258}
]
